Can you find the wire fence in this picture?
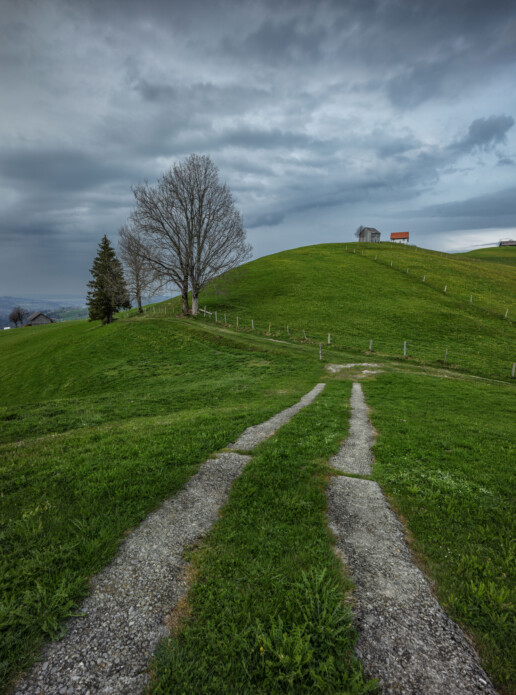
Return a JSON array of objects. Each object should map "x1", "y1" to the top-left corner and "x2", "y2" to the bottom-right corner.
[
  {"x1": 343, "y1": 242, "x2": 515, "y2": 322},
  {"x1": 121, "y1": 243, "x2": 515, "y2": 379}
]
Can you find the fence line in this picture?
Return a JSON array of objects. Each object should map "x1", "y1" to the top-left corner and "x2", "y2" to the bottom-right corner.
[
  {"x1": 344, "y1": 243, "x2": 514, "y2": 322},
  {"x1": 191, "y1": 303, "x2": 515, "y2": 378}
]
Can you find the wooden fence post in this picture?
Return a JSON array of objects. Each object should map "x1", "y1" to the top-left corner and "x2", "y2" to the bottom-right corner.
[
  {"x1": 444, "y1": 348, "x2": 448, "y2": 365},
  {"x1": 403, "y1": 340, "x2": 407, "y2": 358},
  {"x1": 512, "y1": 363, "x2": 515, "y2": 378},
  {"x1": 470, "y1": 295, "x2": 472, "y2": 303},
  {"x1": 319, "y1": 343, "x2": 322, "y2": 360},
  {"x1": 303, "y1": 330, "x2": 307, "y2": 340},
  {"x1": 444, "y1": 285, "x2": 447, "y2": 293},
  {"x1": 390, "y1": 261, "x2": 393, "y2": 266},
  {"x1": 375, "y1": 255, "x2": 377, "y2": 260},
  {"x1": 423, "y1": 275, "x2": 425, "y2": 282},
  {"x1": 328, "y1": 333, "x2": 331, "y2": 345},
  {"x1": 268, "y1": 321, "x2": 271, "y2": 334},
  {"x1": 369, "y1": 339, "x2": 373, "y2": 352},
  {"x1": 252, "y1": 319, "x2": 254, "y2": 329},
  {"x1": 287, "y1": 325, "x2": 290, "y2": 335},
  {"x1": 224, "y1": 313, "x2": 227, "y2": 323},
  {"x1": 407, "y1": 268, "x2": 409, "y2": 273},
  {"x1": 215, "y1": 311, "x2": 218, "y2": 322},
  {"x1": 505, "y1": 308, "x2": 509, "y2": 319},
  {"x1": 236, "y1": 316, "x2": 239, "y2": 328}
]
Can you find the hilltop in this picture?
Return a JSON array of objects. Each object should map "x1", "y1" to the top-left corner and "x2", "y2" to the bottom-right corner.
[
  {"x1": 196, "y1": 242, "x2": 515, "y2": 380},
  {"x1": 457, "y1": 245, "x2": 516, "y2": 266},
  {"x1": 0, "y1": 241, "x2": 514, "y2": 694}
]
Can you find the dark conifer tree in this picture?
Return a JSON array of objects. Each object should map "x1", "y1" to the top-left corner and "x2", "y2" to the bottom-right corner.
[{"x1": 87, "y1": 235, "x2": 130, "y2": 324}]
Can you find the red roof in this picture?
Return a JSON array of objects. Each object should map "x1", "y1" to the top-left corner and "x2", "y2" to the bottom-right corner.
[{"x1": 391, "y1": 232, "x2": 409, "y2": 239}]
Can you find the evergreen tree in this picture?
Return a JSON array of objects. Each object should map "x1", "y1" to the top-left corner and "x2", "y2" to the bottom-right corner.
[{"x1": 87, "y1": 235, "x2": 130, "y2": 324}]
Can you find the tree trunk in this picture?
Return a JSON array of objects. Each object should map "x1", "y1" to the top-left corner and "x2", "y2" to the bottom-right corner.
[
  {"x1": 137, "y1": 293, "x2": 143, "y2": 314},
  {"x1": 181, "y1": 276, "x2": 190, "y2": 314},
  {"x1": 192, "y1": 293, "x2": 199, "y2": 315}
]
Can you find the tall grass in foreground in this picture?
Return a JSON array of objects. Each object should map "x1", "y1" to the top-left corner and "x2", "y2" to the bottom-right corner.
[
  {"x1": 149, "y1": 381, "x2": 377, "y2": 694},
  {"x1": 363, "y1": 373, "x2": 515, "y2": 694},
  {"x1": 0, "y1": 318, "x2": 321, "y2": 692}
]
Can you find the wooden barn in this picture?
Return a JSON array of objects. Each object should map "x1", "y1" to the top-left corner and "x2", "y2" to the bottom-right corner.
[
  {"x1": 25, "y1": 312, "x2": 55, "y2": 326},
  {"x1": 499, "y1": 240, "x2": 516, "y2": 246},
  {"x1": 391, "y1": 231, "x2": 409, "y2": 244},
  {"x1": 358, "y1": 227, "x2": 381, "y2": 242}
]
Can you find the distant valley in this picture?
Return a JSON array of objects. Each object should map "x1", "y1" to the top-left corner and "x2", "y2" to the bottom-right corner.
[{"x1": 0, "y1": 295, "x2": 88, "y2": 328}]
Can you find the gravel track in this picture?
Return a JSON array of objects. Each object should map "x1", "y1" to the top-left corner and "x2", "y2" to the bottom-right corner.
[
  {"x1": 13, "y1": 384, "x2": 325, "y2": 695},
  {"x1": 327, "y1": 383, "x2": 497, "y2": 694},
  {"x1": 329, "y1": 381, "x2": 375, "y2": 475},
  {"x1": 228, "y1": 382, "x2": 325, "y2": 450}
]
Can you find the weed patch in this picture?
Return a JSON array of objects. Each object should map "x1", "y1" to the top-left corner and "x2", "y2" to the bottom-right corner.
[
  {"x1": 363, "y1": 373, "x2": 515, "y2": 693},
  {"x1": 149, "y1": 381, "x2": 377, "y2": 694}
]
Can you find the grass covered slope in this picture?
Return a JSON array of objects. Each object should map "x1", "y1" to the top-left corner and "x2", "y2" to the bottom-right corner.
[
  {"x1": 458, "y1": 246, "x2": 516, "y2": 266},
  {"x1": 149, "y1": 380, "x2": 376, "y2": 694},
  {"x1": 363, "y1": 373, "x2": 515, "y2": 693},
  {"x1": 0, "y1": 316, "x2": 322, "y2": 690},
  {"x1": 198, "y1": 243, "x2": 516, "y2": 379}
]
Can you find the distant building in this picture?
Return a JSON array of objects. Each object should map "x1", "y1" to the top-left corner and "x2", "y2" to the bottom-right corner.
[
  {"x1": 499, "y1": 240, "x2": 516, "y2": 246},
  {"x1": 391, "y1": 231, "x2": 409, "y2": 244},
  {"x1": 358, "y1": 227, "x2": 381, "y2": 242},
  {"x1": 25, "y1": 312, "x2": 55, "y2": 326}
]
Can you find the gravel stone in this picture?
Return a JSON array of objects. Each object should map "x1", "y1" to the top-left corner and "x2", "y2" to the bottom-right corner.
[
  {"x1": 329, "y1": 382, "x2": 374, "y2": 475},
  {"x1": 13, "y1": 452, "x2": 250, "y2": 695},
  {"x1": 327, "y1": 383, "x2": 497, "y2": 694},
  {"x1": 326, "y1": 363, "x2": 380, "y2": 373},
  {"x1": 13, "y1": 384, "x2": 326, "y2": 695},
  {"x1": 228, "y1": 382, "x2": 325, "y2": 450}
]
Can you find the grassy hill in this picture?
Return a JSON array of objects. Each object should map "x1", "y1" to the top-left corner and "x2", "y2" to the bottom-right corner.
[
  {"x1": 457, "y1": 245, "x2": 516, "y2": 266},
  {"x1": 196, "y1": 242, "x2": 515, "y2": 380},
  {"x1": 1, "y1": 242, "x2": 514, "y2": 693}
]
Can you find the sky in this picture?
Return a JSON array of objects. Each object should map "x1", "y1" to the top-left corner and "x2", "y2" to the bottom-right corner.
[{"x1": 1, "y1": 0, "x2": 515, "y2": 298}]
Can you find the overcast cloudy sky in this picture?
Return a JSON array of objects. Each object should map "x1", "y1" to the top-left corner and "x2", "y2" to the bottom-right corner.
[{"x1": 1, "y1": 0, "x2": 515, "y2": 298}]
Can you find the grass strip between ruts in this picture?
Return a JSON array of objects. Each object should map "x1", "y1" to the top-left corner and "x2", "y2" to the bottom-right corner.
[
  {"x1": 0, "y1": 319, "x2": 322, "y2": 692},
  {"x1": 148, "y1": 380, "x2": 378, "y2": 694},
  {"x1": 363, "y1": 373, "x2": 515, "y2": 694}
]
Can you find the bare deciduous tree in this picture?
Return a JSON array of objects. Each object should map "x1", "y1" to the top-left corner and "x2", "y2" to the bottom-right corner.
[
  {"x1": 355, "y1": 225, "x2": 365, "y2": 240},
  {"x1": 131, "y1": 154, "x2": 251, "y2": 315},
  {"x1": 131, "y1": 172, "x2": 193, "y2": 314},
  {"x1": 118, "y1": 224, "x2": 162, "y2": 314},
  {"x1": 183, "y1": 154, "x2": 251, "y2": 314},
  {"x1": 9, "y1": 306, "x2": 27, "y2": 327}
]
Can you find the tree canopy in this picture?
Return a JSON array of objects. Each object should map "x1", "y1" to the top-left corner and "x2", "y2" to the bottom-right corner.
[
  {"x1": 9, "y1": 306, "x2": 27, "y2": 327},
  {"x1": 131, "y1": 154, "x2": 251, "y2": 314},
  {"x1": 118, "y1": 224, "x2": 161, "y2": 314}
]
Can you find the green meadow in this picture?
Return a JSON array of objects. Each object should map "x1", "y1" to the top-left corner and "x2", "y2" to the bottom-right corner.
[
  {"x1": 363, "y1": 373, "x2": 515, "y2": 691},
  {"x1": 459, "y1": 245, "x2": 516, "y2": 266},
  {"x1": 1, "y1": 242, "x2": 514, "y2": 693},
  {"x1": 196, "y1": 242, "x2": 515, "y2": 380}
]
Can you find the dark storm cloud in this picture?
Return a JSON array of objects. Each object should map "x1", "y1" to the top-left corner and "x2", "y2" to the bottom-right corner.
[
  {"x1": 450, "y1": 116, "x2": 515, "y2": 155},
  {"x1": 416, "y1": 186, "x2": 516, "y2": 221},
  {"x1": 0, "y1": 148, "x2": 137, "y2": 193},
  {"x1": 0, "y1": 0, "x2": 515, "y2": 295}
]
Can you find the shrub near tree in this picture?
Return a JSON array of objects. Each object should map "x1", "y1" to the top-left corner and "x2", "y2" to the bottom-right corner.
[
  {"x1": 9, "y1": 306, "x2": 28, "y2": 327},
  {"x1": 87, "y1": 235, "x2": 130, "y2": 324},
  {"x1": 118, "y1": 223, "x2": 161, "y2": 314}
]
